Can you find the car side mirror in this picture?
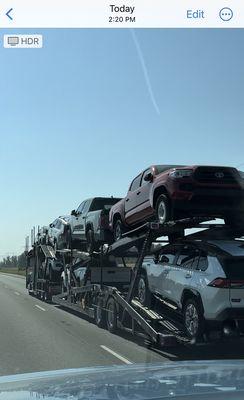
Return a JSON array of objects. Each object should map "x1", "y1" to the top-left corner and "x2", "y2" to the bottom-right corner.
[
  {"x1": 144, "y1": 172, "x2": 153, "y2": 182},
  {"x1": 71, "y1": 209, "x2": 76, "y2": 216},
  {"x1": 49, "y1": 223, "x2": 53, "y2": 228},
  {"x1": 159, "y1": 255, "x2": 169, "y2": 264}
]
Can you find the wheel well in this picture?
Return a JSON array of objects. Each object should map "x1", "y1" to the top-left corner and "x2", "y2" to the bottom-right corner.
[
  {"x1": 181, "y1": 290, "x2": 204, "y2": 313},
  {"x1": 153, "y1": 187, "x2": 169, "y2": 209}
]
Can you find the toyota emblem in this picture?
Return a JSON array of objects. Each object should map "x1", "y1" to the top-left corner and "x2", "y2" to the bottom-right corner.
[{"x1": 215, "y1": 172, "x2": 225, "y2": 178}]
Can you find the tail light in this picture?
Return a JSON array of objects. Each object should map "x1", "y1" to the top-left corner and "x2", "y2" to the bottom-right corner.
[
  {"x1": 208, "y1": 278, "x2": 244, "y2": 288},
  {"x1": 208, "y1": 278, "x2": 230, "y2": 288}
]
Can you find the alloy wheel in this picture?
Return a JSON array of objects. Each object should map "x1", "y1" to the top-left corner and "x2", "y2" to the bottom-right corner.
[
  {"x1": 157, "y1": 200, "x2": 167, "y2": 223},
  {"x1": 138, "y1": 277, "x2": 146, "y2": 305},
  {"x1": 185, "y1": 303, "x2": 199, "y2": 337}
]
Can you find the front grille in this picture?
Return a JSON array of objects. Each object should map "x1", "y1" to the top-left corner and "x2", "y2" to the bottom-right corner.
[{"x1": 194, "y1": 167, "x2": 239, "y2": 184}]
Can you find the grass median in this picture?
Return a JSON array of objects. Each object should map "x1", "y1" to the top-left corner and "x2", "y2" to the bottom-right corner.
[{"x1": 0, "y1": 268, "x2": 25, "y2": 276}]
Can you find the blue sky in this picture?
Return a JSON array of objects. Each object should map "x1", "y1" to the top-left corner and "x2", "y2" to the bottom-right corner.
[{"x1": 0, "y1": 28, "x2": 244, "y2": 256}]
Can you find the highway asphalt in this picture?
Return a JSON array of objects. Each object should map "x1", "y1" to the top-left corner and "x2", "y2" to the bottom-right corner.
[{"x1": 0, "y1": 273, "x2": 244, "y2": 377}]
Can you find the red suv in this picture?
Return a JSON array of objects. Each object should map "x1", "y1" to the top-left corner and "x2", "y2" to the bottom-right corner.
[{"x1": 109, "y1": 165, "x2": 244, "y2": 240}]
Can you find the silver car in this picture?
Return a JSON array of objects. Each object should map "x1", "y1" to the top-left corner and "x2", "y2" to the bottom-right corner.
[
  {"x1": 138, "y1": 239, "x2": 244, "y2": 339},
  {"x1": 48, "y1": 216, "x2": 72, "y2": 250}
]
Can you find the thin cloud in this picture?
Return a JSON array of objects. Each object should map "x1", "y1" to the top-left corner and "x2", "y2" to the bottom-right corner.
[{"x1": 130, "y1": 29, "x2": 160, "y2": 115}]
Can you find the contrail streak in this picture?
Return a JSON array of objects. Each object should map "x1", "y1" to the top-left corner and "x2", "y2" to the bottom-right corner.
[{"x1": 130, "y1": 29, "x2": 160, "y2": 115}]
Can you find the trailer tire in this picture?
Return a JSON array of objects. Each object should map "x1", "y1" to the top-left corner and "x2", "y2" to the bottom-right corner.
[
  {"x1": 61, "y1": 278, "x2": 66, "y2": 294},
  {"x1": 94, "y1": 298, "x2": 105, "y2": 328},
  {"x1": 106, "y1": 297, "x2": 118, "y2": 333},
  {"x1": 44, "y1": 289, "x2": 52, "y2": 303}
]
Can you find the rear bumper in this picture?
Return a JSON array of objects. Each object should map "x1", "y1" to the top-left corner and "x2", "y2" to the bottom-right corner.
[{"x1": 207, "y1": 308, "x2": 244, "y2": 323}]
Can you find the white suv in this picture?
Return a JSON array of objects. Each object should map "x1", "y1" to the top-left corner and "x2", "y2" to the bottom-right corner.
[{"x1": 138, "y1": 239, "x2": 244, "y2": 339}]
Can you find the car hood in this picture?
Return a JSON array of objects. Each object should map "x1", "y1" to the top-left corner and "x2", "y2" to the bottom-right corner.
[{"x1": 0, "y1": 361, "x2": 244, "y2": 399}]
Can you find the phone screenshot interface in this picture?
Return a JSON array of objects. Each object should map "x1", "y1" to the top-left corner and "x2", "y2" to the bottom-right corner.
[{"x1": 1, "y1": 0, "x2": 244, "y2": 389}]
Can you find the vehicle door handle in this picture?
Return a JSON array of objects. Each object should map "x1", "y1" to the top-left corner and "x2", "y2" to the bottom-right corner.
[
  {"x1": 185, "y1": 272, "x2": 192, "y2": 279},
  {"x1": 136, "y1": 191, "x2": 141, "y2": 195},
  {"x1": 125, "y1": 198, "x2": 129, "y2": 202}
]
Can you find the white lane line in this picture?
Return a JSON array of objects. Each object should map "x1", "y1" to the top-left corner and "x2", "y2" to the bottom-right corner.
[
  {"x1": 100, "y1": 345, "x2": 133, "y2": 364},
  {"x1": 35, "y1": 304, "x2": 46, "y2": 312},
  {"x1": 14, "y1": 291, "x2": 20, "y2": 296}
]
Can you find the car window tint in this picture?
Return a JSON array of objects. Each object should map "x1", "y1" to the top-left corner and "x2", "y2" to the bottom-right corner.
[
  {"x1": 130, "y1": 174, "x2": 142, "y2": 191},
  {"x1": 180, "y1": 254, "x2": 194, "y2": 268},
  {"x1": 177, "y1": 246, "x2": 200, "y2": 269},
  {"x1": 141, "y1": 168, "x2": 152, "y2": 187},
  {"x1": 56, "y1": 220, "x2": 62, "y2": 229},
  {"x1": 220, "y1": 256, "x2": 244, "y2": 279},
  {"x1": 76, "y1": 201, "x2": 85, "y2": 214},
  {"x1": 82, "y1": 201, "x2": 90, "y2": 214},
  {"x1": 197, "y1": 255, "x2": 208, "y2": 271},
  {"x1": 89, "y1": 198, "x2": 120, "y2": 211},
  {"x1": 159, "y1": 245, "x2": 179, "y2": 264}
]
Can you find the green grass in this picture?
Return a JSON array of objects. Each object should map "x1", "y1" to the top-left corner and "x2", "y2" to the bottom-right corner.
[{"x1": 0, "y1": 268, "x2": 25, "y2": 276}]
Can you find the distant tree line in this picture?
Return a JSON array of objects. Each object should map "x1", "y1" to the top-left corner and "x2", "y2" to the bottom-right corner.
[{"x1": 0, "y1": 252, "x2": 26, "y2": 270}]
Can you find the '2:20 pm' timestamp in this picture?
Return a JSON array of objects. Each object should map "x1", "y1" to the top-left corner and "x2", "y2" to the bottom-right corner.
[{"x1": 109, "y1": 16, "x2": 136, "y2": 23}]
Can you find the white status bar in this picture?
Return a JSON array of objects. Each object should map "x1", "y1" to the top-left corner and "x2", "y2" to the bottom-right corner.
[{"x1": 0, "y1": 0, "x2": 243, "y2": 28}]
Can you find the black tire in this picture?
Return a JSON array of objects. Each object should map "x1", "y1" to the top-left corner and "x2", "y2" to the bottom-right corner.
[
  {"x1": 183, "y1": 298, "x2": 204, "y2": 340},
  {"x1": 61, "y1": 278, "x2": 66, "y2": 294},
  {"x1": 86, "y1": 229, "x2": 99, "y2": 254},
  {"x1": 113, "y1": 218, "x2": 124, "y2": 242},
  {"x1": 155, "y1": 194, "x2": 170, "y2": 224},
  {"x1": 106, "y1": 297, "x2": 118, "y2": 333},
  {"x1": 44, "y1": 289, "x2": 52, "y2": 303},
  {"x1": 94, "y1": 298, "x2": 105, "y2": 328},
  {"x1": 137, "y1": 274, "x2": 152, "y2": 307}
]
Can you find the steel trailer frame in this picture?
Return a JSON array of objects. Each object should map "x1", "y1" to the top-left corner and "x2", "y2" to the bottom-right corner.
[{"x1": 28, "y1": 217, "x2": 244, "y2": 348}]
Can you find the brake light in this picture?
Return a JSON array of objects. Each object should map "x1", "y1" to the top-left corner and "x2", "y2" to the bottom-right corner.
[
  {"x1": 208, "y1": 278, "x2": 230, "y2": 288},
  {"x1": 208, "y1": 278, "x2": 244, "y2": 288}
]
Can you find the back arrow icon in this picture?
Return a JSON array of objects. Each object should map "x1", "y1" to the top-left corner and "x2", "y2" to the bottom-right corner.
[{"x1": 6, "y1": 8, "x2": 13, "y2": 20}]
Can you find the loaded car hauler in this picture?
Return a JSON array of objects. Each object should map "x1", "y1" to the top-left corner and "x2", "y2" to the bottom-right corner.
[{"x1": 26, "y1": 217, "x2": 244, "y2": 347}]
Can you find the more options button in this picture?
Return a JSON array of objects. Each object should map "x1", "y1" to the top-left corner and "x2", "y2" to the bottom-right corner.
[{"x1": 219, "y1": 7, "x2": 233, "y2": 21}]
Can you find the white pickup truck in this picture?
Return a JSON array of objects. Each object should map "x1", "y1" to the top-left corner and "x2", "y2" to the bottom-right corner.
[{"x1": 69, "y1": 197, "x2": 121, "y2": 253}]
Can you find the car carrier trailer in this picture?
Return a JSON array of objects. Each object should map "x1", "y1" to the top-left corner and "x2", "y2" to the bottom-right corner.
[{"x1": 26, "y1": 217, "x2": 244, "y2": 348}]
